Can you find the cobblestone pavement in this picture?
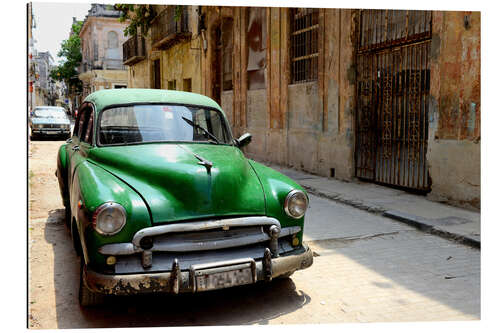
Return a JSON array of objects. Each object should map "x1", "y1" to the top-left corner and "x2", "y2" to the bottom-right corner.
[
  {"x1": 302, "y1": 229, "x2": 480, "y2": 323},
  {"x1": 28, "y1": 140, "x2": 480, "y2": 328}
]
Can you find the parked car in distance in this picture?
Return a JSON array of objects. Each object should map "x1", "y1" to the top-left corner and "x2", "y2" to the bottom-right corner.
[
  {"x1": 56, "y1": 89, "x2": 313, "y2": 307},
  {"x1": 30, "y1": 106, "x2": 71, "y2": 140}
]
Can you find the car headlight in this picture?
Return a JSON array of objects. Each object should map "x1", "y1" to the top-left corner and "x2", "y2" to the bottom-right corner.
[
  {"x1": 284, "y1": 190, "x2": 308, "y2": 219},
  {"x1": 92, "y1": 202, "x2": 127, "y2": 236}
]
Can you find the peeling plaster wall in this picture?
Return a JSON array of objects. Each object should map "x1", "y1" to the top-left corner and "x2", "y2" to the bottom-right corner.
[
  {"x1": 127, "y1": 59, "x2": 150, "y2": 88},
  {"x1": 126, "y1": 5, "x2": 202, "y2": 93},
  {"x1": 287, "y1": 83, "x2": 322, "y2": 173},
  {"x1": 229, "y1": 8, "x2": 356, "y2": 181},
  {"x1": 427, "y1": 11, "x2": 480, "y2": 209},
  {"x1": 244, "y1": 89, "x2": 268, "y2": 159},
  {"x1": 162, "y1": 40, "x2": 202, "y2": 93},
  {"x1": 221, "y1": 91, "x2": 233, "y2": 127},
  {"x1": 127, "y1": 6, "x2": 480, "y2": 209}
]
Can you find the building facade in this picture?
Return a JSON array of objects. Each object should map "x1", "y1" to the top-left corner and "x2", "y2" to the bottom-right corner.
[
  {"x1": 28, "y1": 3, "x2": 35, "y2": 112},
  {"x1": 124, "y1": 7, "x2": 481, "y2": 210},
  {"x1": 79, "y1": 4, "x2": 128, "y2": 97},
  {"x1": 32, "y1": 51, "x2": 58, "y2": 107},
  {"x1": 124, "y1": 5, "x2": 202, "y2": 93}
]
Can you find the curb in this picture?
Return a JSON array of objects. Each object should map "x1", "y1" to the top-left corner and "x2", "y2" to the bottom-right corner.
[
  {"x1": 382, "y1": 210, "x2": 480, "y2": 249},
  {"x1": 301, "y1": 184, "x2": 480, "y2": 249},
  {"x1": 301, "y1": 185, "x2": 386, "y2": 214}
]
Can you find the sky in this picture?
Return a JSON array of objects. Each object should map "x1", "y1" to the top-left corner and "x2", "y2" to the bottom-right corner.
[{"x1": 32, "y1": 2, "x2": 91, "y2": 64}]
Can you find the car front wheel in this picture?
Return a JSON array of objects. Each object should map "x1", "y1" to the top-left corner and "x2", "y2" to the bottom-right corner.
[{"x1": 79, "y1": 260, "x2": 105, "y2": 307}]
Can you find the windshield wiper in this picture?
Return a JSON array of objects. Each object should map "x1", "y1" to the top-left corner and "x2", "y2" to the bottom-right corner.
[{"x1": 181, "y1": 117, "x2": 220, "y2": 144}]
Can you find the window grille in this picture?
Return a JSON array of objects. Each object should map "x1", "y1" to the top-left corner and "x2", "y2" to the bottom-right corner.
[{"x1": 290, "y1": 8, "x2": 319, "y2": 83}]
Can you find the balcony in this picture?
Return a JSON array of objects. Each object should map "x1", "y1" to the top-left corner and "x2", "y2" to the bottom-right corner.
[
  {"x1": 123, "y1": 34, "x2": 146, "y2": 66},
  {"x1": 151, "y1": 6, "x2": 190, "y2": 50}
]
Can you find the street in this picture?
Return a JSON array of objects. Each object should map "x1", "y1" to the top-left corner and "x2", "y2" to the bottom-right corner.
[{"x1": 28, "y1": 138, "x2": 480, "y2": 328}]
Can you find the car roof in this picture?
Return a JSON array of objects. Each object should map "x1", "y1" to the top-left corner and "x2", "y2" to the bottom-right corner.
[{"x1": 84, "y1": 89, "x2": 223, "y2": 113}]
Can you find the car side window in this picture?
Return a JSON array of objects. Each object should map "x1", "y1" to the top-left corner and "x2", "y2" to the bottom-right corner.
[
  {"x1": 76, "y1": 108, "x2": 88, "y2": 139},
  {"x1": 79, "y1": 108, "x2": 91, "y2": 142},
  {"x1": 73, "y1": 109, "x2": 82, "y2": 138},
  {"x1": 83, "y1": 110, "x2": 94, "y2": 144}
]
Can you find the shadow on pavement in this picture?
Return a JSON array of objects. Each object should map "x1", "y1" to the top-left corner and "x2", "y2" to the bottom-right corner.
[{"x1": 44, "y1": 209, "x2": 311, "y2": 328}]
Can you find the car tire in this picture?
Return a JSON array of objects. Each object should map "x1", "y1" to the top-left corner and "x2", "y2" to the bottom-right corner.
[
  {"x1": 71, "y1": 221, "x2": 83, "y2": 257},
  {"x1": 79, "y1": 259, "x2": 105, "y2": 307},
  {"x1": 64, "y1": 205, "x2": 71, "y2": 229}
]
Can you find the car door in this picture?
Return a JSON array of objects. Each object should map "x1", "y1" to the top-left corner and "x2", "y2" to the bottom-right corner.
[{"x1": 67, "y1": 103, "x2": 94, "y2": 210}]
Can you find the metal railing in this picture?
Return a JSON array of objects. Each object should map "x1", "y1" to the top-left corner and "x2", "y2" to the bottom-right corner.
[
  {"x1": 123, "y1": 34, "x2": 146, "y2": 65},
  {"x1": 151, "y1": 6, "x2": 189, "y2": 49}
]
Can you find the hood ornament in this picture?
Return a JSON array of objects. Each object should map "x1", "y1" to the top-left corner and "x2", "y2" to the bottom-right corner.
[{"x1": 193, "y1": 153, "x2": 213, "y2": 174}]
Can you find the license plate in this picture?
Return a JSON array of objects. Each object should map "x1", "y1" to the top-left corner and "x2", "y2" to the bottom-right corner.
[
  {"x1": 45, "y1": 131, "x2": 59, "y2": 135},
  {"x1": 194, "y1": 262, "x2": 254, "y2": 291}
]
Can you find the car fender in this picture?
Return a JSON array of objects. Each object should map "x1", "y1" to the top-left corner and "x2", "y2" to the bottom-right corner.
[
  {"x1": 72, "y1": 161, "x2": 152, "y2": 269},
  {"x1": 247, "y1": 160, "x2": 307, "y2": 243},
  {"x1": 56, "y1": 144, "x2": 69, "y2": 207}
]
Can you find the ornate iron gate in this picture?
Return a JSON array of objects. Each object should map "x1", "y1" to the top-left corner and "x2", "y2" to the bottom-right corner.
[{"x1": 355, "y1": 10, "x2": 432, "y2": 191}]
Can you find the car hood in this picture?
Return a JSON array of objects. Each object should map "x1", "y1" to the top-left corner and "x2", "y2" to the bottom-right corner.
[
  {"x1": 88, "y1": 143, "x2": 266, "y2": 224},
  {"x1": 31, "y1": 117, "x2": 70, "y2": 125}
]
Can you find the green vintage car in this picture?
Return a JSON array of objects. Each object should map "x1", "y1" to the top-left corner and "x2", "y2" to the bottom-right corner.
[{"x1": 56, "y1": 89, "x2": 313, "y2": 306}]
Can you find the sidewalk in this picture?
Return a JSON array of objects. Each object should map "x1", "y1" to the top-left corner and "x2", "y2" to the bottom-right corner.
[{"x1": 267, "y1": 164, "x2": 480, "y2": 248}]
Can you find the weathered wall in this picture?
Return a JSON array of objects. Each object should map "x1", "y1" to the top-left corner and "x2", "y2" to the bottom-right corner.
[
  {"x1": 90, "y1": 70, "x2": 128, "y2": 90},
  {"x1": 427, "y1": 11, "x2": 480, "y2": 209},
  {"x1": 221, "y1": 91, "x2": 233, "y2": 127},
  {"x1": 231, "y1": 8, "x2": 356, "y2": 181},
  {"x1": 161, "y1": 39, "x2": 202, "y2": 93},
  {"x1": 127, "y1": 59, "x2": 150, "y2": 88},
  {"x1": 125, "y1": 6, "x2": 480, "y2": 209},
  {"x1": 127, "y1": 34, "x2": 153, "y2": 88},
  {"x1": 126, "y1": 5, "x2": 202, "y2": 93}
]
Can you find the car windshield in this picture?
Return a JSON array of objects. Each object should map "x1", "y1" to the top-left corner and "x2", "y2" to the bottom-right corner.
[
  {"x1": 34, "y1": 108, "x2": 66, "y2": 118},
  {"x1": 98, "y1": 104, "x2": 233, "y2": 145}
]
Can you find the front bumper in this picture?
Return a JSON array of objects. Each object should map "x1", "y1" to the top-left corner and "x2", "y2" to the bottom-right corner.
[
  {"x1": 32, "y1": 128, "x2": 70, "y2": 136},
  {"x1": 84, "y1": 244, "x2": 313, "y2": 295}
]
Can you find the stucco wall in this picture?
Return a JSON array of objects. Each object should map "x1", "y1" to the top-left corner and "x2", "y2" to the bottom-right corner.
[
  {"x1": 221, "y1": 90, "x2": 233, "y2": 128},
  {"x1": 162, "y1": 40, "x2": 202, "y2": 93},
  {"x1": 127, "y1": 59, "x2": 151, "y2": 88},
  {"x1": 227, "y1": 8, "x2": 356, "y2": 181},
  {"x1": 427, "y1": 11, "x2": 481, "y2": 209}
]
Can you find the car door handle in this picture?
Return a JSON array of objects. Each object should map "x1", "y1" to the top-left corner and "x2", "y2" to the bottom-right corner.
[{"x1": 72, "y1": 146, "x2": 80, "y2": 151}]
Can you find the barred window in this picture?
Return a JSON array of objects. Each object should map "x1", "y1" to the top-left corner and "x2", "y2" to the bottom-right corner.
[{"x1": 290, "y1": 8, "x2": 319, "y2": 83}]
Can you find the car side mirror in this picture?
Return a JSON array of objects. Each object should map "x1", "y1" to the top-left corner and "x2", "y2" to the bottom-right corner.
[{"x1": 236, "y1": 133, "x2": 252, "y2": 148}]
